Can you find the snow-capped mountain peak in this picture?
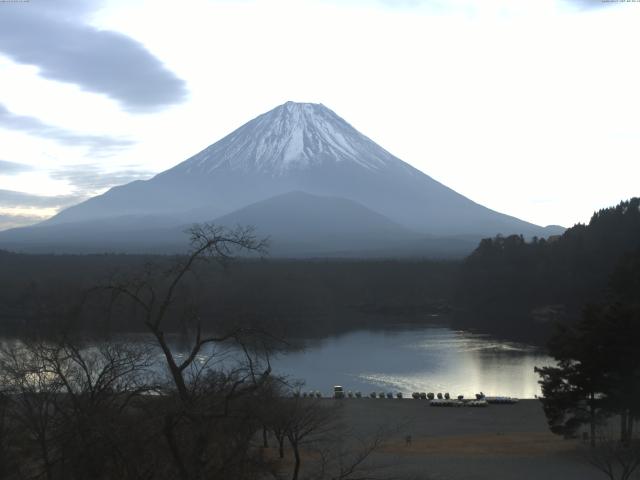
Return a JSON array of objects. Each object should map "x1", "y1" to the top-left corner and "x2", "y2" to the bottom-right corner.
[{"x1": 172, "y1": 101, "x2": 397, "y2": 176}]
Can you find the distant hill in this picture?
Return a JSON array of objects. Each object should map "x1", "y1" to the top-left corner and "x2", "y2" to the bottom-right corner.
[{"x1": 213, "y1": 191, "x2": 417, "y2": 256}]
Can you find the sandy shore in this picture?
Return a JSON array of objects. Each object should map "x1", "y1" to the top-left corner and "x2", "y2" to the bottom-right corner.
[{"x1": 329, "y1": 399, "x2": 602, "y2": 480}]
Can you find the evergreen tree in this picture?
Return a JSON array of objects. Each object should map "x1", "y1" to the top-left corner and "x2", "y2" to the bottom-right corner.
[
  {"x1": 536, "y1": 249, "x2": 640, "y2": 445},
  {"x1": 535, "y1": 307, "x2": 609, "y2": 445}
]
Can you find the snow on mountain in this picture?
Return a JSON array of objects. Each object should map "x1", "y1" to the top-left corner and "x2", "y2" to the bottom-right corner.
[{"x1": 171, "y1": 101, "x2": 398, "y2": 175}]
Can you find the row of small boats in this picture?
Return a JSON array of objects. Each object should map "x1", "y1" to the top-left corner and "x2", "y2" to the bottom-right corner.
[
  {"x1": 411, "y1": 392, "x2": 518, "y2": 404},
  {"x1": 326, "y1": 386, "x2": 519, "y2": 404},
  {"x1": 430, "y1": 399, "x2": 489, "y2": 407},
  {"x1": 429, "y1": 397, "x2": 519, "y2": 406}
]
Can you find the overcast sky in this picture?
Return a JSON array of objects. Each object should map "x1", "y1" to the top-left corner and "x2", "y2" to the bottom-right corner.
[{"x1": 0, "y1": 0, "x2": 638, "y2": 230}]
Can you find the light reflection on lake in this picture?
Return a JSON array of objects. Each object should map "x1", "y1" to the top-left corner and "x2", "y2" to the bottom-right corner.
[{"x1": 270, "y1": 326, "x2": 553, "y2": 399}]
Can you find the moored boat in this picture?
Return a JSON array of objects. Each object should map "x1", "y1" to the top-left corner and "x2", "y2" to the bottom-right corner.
[{"x1": 485, "y1": 396, "x2": 519, "y2": 404}]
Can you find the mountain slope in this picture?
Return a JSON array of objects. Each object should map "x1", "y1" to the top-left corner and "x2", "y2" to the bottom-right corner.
[
  {"x1": 0, "y1": 214, "x2": 187, "y2": 253},
  {"x1": 43, "y1": 102, "x2": 553, "y2": 237},
  {"x1": 0, "y1": 191, "x2": 480, "y2": 257}
]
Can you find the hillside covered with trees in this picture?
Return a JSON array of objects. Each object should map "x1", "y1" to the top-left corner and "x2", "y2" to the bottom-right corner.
[{"x1": 455, "y1": 198, "x2": 640, "y2": 342}]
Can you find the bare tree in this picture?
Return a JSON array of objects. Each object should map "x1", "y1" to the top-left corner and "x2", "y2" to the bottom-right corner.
[
  {"x1": 0, "y1": 336, "x2": 154, "y2": 480},
  {"x1": 101, "y1": 224, "x2": 278, "y2": 480},
  {"x1": 263, "y1": 392, "x2": 396, "y2": 480},
  {"x1": 0, "y1": 389, "x2": 15, "y2": 479},
  {"x1": 586, "y1": 429, "x2": 640, "y2": 480},
  {"x1": 104, "y1": 224, "x2": 269, "y2": 402},
  {"x1": 0, "y1": 340, "x2": 66, "y2": 480},
  {"x1": 279, "y1": 397, "x2": 340, "y2": 480},
  {"x1": 324, "y1": 429, "x2": 391, "y2": 480}
]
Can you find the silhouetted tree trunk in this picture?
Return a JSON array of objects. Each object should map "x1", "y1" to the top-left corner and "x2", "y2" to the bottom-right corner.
[
  {"x1": 291, "y1": 441, "x2": 301, "y2": 480},
  {"x1": 590, "y1": 393, "x2": 597, "y2": 448},
  {"x1": 278, "y1": 435, "x2": 285, "y2": 459}
]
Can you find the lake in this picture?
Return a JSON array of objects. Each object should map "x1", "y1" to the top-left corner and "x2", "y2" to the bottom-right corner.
[
  {"x1": 2, "y1": 325, "x2": 553, "y2": 400},
  {"x1": 268, "y1": 326, "x2": 553, "y2": 399}
]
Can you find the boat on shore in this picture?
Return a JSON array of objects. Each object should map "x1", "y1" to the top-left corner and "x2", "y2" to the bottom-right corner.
[
  {"x1": 484, "y1": 396, "x2": 519, "y2": 404},
  {"x1": 429, "y1": 399, "x2": 488, "y2": 407}
]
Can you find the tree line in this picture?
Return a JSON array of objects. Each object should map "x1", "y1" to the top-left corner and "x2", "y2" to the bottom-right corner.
[
  {"x1": 0, "y1": 247, "x2": 457, "y2": 341},
  {"x1": 455, "y1": 198, "x2": 640, "y2": 342},
  {"x1": 2, "y1": 198, "x2": 640, "y2": 345},
  {"x1": 2, "y1": 198, "x2": 639, "y2": 345}
]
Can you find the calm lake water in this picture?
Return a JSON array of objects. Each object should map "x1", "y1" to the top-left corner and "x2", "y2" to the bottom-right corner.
[
  {"x1": 2, "y1": 325, "x2": 553, "y2": 400},
  {"x1": 268, "y1": 326, "x2": 553, "y2": 399}
]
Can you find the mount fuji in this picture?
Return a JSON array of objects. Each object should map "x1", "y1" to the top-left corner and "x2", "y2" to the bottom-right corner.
[{"x1": 0, "y1": 102, "x2": 563, "y2": 256}]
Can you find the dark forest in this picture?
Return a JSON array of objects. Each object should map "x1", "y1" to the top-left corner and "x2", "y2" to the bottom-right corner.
[{"x1": 1, "y1": 198, "x2": 638, "y2": 346}]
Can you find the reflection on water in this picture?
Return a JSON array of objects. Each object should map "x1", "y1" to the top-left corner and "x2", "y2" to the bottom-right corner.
[
  {"x1": 1, "y1": 327, "x2": 552, "y2": 399},
  {"x1": 271, "y1": 326, "x2": 553, "y2": 399}
]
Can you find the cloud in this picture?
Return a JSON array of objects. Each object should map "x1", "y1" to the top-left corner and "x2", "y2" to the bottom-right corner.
[
  {"x1": 0, "y1": 103, "x2": 134, "y2": 154},
  {"x1": 563, "y1": 0, "x2": 614, "y2": 9},
  {"x1": 0, "y1": 165, "x2": 151, "y2": 217},
  {"x1": 373, "y1": 0, "x2": 615, "y2": 8},
  {"x1": 0, "y1": 162, "x2": 152, "y2": 229},
  {"x1": 50, "y1": 164, "x2": 154, "y2": 195},
  {"x1": 0, "y1": 189, "x2": 83, "y2": 209},
  {"x1": 325, "y1": 0, "x2": 618, "y2": 12},
  {"x1": 376, "y1": 0, "x2": 445, "y2": 7},
  {"x1": 0, "y1": 1, "x2": 188, "y2": 112},
  {"x1": 0, "y1": 159, "x2": 32, "y2": 175},
  {"x1": 0, "y1": 213, "x2": 44, "y2": 231}
]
